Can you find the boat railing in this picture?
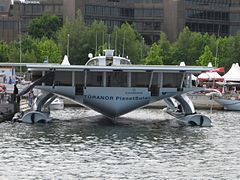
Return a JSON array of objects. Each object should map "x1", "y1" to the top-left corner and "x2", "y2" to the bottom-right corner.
[
  {"x1": 222, "y1": 93, "x2": 240, "y2": 100},
  {"x1": 0, "y1": 92, "x2": 19, "y2": 104}
]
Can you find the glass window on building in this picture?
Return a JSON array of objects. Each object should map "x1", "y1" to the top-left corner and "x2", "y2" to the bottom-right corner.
[
  {"x1": 0, "y1": 6, "x2": 4, "y2": 12},
  {"x1": 134, "y1": 9, "x2": 143, "y2": 17},
  {"x1": 120, "y1": 8, "x2": 134, "y2": 17},
  {"x1": 96, "y1": 6, "x2": 103, "y2": 16},
  {"x1": 24, "y1": 5, "x2": 32, "y2": 14},
  {"x1": 134, "y1": 22, "x2": 143, "y2": 30},
  {"x1": 0, "y1": 21, "x2": 3, "y2": 29},
  {"x1": 85, "y1": 5, "x2": 95, "y2": 15},
  {"x1": 153, "y1": 9, "x2": 163, "y2": 17},
  {"x1": 230, "y1": 13, "x2": 240, "y2": 21},
  {"x1": 230, "y1": 26, "x2": 240, "y2": 34},
  {"x1": 110, "y1": 7, "x2": 119, "y2": 17},
  {"x1": 143, "y1": 22, "x2": 153, "y2": 30},
  {"x1": 55, "y1": 5, "x2": 62, "y2": 13},
  {"x1": 143, "y1": 9, "x2": 152, "y2": 17},
  {"x1": 103, "y1": 7, "x2": 110, "y2": 16},
  {"x1": 32, "y1": 4, "x2": 42, "y2": 14},
  {"x1": 44, "y1": 5, "x2": 53, "y2": 12},
  {"x1": 153, "y1": 22, "x2": 161, "y2": 30}
]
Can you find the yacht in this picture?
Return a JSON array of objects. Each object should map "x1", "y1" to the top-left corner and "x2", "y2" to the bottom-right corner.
[{"x1": 1, "y1": 50, "x2": 213, "y2": 126}]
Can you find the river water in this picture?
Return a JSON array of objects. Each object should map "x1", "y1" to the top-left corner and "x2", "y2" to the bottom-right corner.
[{"x1": 0, "y1": 107, "x2": 240, "y2": 179}]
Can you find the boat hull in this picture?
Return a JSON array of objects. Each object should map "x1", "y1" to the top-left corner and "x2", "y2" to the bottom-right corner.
[
  {"x1": 214, "y1": 98, "x2": 240, "y2": 111},
  {"x1": 50, "y1": 98, "x2": 64, "y2": 110},
  {"x1": 83, "y1": 87, "x2": 151, "y2": 117}
]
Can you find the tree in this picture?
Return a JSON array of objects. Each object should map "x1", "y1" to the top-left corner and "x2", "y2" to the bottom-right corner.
[
  {"x1": 0, "y1": 41, "x2": 8, "y2": 62},
  {"x1": 57, "y1": 10, "x2": 89, "y2": 65},
  {"x1": 196, "y1": 45, "x2": 215, "y2": 66},
  {"x1": 171, "y1": 27, "x2": 209, "y2": 65},
  {"x1": 58, "y1": 11, "x2": 144, "y2": 65},
  {"x1": 218, "y1": 34, "x2": 240, "y2": 70},
  {"x1": 158, "y1": 31, "x2": 171, "y2": 64},
  {"x1": 7, "y1": 42, "x2": 20, "y2": 63},
  {"x1": 111, "y1": 23, "x2": 143, "y2": 64},
  {"x1": 37, "y1": 38, "x2": 61, "y2": 63},
  {"x1": 144, "y1": 43, "x2": 163, "y2": 65},
  {"x1": 28, "y1": 13, "x2": 61, "y2": 39}
]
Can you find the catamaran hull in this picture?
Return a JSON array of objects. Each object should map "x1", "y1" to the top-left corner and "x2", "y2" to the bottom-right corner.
[
  {"x1": 83, "y1": 87, "x2": 151, "y2": 117},
  {"x1": 214, "y1": 98, "x2": 240, "y2": 111}
]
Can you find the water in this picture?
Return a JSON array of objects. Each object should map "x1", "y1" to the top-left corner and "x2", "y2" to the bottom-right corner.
[{"x1": 1, "y1": 108, "x2": 240, "y2": 179}]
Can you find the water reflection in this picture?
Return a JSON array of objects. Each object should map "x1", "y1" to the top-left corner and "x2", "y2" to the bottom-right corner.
[{"x1": 0, "y1": 108, "x2": 240, "y2": 179}]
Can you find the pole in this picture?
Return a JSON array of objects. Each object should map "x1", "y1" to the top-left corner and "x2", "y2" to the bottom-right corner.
[
  {"x1": 95, "y1": 31, "x2": 98, "y2": 56},
  {"x1": 115, "y1": 31, "x2": 117, "y2": 55},
  {"x1": 67, "y1": 34, "x2": 70, "y2": 58},
  {"x1": 141, "y1": 37, "x2": 144, "y2": 60},
  {"x1": 19, "y1": 19, "x2": 22, "y2": 75},
  {"x1": 215, "y1": 24, "x2": 220, "y2": 68},
  {"x1": 122, "y1": 31, "x2": 126, "y2": 57}
]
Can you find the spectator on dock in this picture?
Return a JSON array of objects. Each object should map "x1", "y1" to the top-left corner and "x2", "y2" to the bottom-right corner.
[
  {"x1": 28, "y1": 90, "x2": 34, "y2": 107},
  {"x1": 9, "y1": 77, "x2": 12, "y2": 84},
  {"x1": 13, "y1": 83, "x2": 20, "y2": 103}
]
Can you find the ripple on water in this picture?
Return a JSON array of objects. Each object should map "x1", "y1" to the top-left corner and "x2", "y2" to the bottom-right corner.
[{"x1": 0, "y1": 108, "x2": 240, "y2": 179}]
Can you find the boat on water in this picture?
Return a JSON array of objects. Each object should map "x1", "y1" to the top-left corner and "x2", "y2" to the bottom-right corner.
[
  {"x1": 0, "y1": 92, "x2": 19, "y2": 122},
  {"x1": 214, "y1": 94, "x2": 240, "y2": 111},
  {"x1": 204, "y1": 88, "x2": 240, "y2": 111},
  {"x1": 1, "y1": 50, "x2": 214, "y2": 126},
  {"x1": 50, "y1": 98, "x2": 64, "y2": 110}
]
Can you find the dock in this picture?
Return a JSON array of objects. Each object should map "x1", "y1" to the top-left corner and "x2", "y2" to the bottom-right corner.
[
  {"x1": 147, "y1": 94, "x2": 223, "y2": 110},
  {"x1": 0, "y1": 93, "x2": 20, "y2": 122}
]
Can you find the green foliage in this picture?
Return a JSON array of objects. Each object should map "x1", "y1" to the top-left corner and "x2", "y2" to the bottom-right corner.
[
  {"x1": 7, "y1": 42, "x2": 20, "y2": 63},
  {"x1": 38, "y1": 38, "x2": 61, "y2": 63},
  {"x1": 57, "y1": 11, "x2": 144, "y2": 65},
  {"x1": 28, "y1": 13, "x2": 61, "y2": 39},
  {"x1": 171, "y1": 27, "x2": 204, "y2": 65},
  {"x1": 57, "y1": 10, "x2": 88, "y2": 65},
  {"x1": 196, "y1": 45, "x2": 215, "y2": 66},
  {"x1": 144, "y1": 43, "x2": 163, "y2": 65},
  {"x1": 111, "y1": 23, "x2": 143, "y2": 64},
  {"x1": 2, "y1": 14, "x2": 240, "y2": 72},
  {"x1": 158, "y1": 32, "x2": 171, "y2": 64},
  {"x1": 0, "y1": 41, "x2": 8, "y2": 62},
  {"x1": 218, "y1": 34, "x2": 240, "y2": 70},
  {"x1": 3, "y1": 35, "x2": 60, "y2": 64}
]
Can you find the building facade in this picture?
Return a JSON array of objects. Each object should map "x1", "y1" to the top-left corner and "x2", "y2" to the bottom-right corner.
[
  {"x1": 63, "y1": 0, "x2": 240, "y2": 43},
  {"x1": 1, "y1": 0, "x2": 240, "y2": 43},
  {"x1": 0, "y1": 0, "x2": 63, "y2": 42},
  {"x1": 185, "y1": 0, "x2": 240, "y2": 37}
]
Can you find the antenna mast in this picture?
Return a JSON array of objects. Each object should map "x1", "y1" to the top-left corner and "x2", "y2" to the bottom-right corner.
[{"x1": 122, "y1": 31, "x2": 126, "y2": 57}]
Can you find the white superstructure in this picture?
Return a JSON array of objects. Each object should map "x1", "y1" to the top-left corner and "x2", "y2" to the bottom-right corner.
[{"x1": 1, "y1": 50, "x2": 213, "y2": 126}]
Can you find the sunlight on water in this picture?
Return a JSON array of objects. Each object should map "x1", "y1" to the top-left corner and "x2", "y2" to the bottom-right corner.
[{"x1": 0, "y1": 108, "x2": 240, "y2": 179}]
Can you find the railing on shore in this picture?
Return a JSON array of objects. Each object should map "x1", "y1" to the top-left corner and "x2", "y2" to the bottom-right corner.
[{"x1": 0, "y1": 92, "x2": 20, "y2": 122}]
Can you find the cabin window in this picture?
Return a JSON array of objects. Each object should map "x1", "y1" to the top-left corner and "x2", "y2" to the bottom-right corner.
[
  {"x1": 162, "y1": 73, "x2": 182, "y2": 88},
  {"x1": 131, "y1": 72, "x2": 151, "y2": 87},
  {"x1": 86, "y1": 59, "x2": 99, "y2": 66},
  {"x1": 106, "y1": 72, "x2": 128, "y2": 87},
  {"x1": 75, "y1": 71, "x2": 85, "y2": 95},
  {"x1": 54, "y1": 71, "x2": 72, "y2": 86},
  {"x1": 87, "y1": 72, "x2": 103, "y2": 86},
  {"x1": 106, "y1": 57, "x2": 113, "y2": 66},
  {"x1": 85, "y1": 71, "x2": 128, "y2": 87},
  {"x1": 120, "y1": 59, "x2": 131, "y2": 65}
]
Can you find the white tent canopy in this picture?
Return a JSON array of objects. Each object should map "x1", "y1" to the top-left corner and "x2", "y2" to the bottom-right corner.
[
  {"x1": 61, "y1": 55, "x2": 70, "y2": 65},
  {"x1": 223, "y1": 63, "x2": 240, "y2": 81},
  {"x1": 197, "y1": 71, "x2": 223, "y2": 81},
  {"x1": 208, "y1": 62, "x2": 213, "y2": 67}
]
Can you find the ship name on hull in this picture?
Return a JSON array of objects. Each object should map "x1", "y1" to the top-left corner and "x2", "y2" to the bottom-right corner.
[{"x1": 84, "y1": 95, "x2": 150, "y2": 101}]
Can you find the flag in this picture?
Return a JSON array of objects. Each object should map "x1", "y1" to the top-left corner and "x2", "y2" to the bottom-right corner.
[{"x1": 208, "y1": 67, "x2": 225, "y2": 73}]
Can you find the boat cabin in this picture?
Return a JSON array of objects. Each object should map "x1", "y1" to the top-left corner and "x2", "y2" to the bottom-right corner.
[{"x1": 85, "y1": 50, "x2": 131, "y2": 66}]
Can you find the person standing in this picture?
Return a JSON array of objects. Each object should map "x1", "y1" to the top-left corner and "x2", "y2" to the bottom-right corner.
[{"x1": 13, "y1": 83, "x2": 20, "y2": 103}]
